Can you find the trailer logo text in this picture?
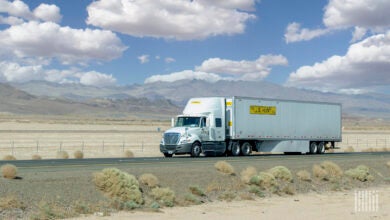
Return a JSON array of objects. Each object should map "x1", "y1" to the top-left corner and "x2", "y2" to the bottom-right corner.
[{"x1": 249, "y1": 105, "x2": 276, "y2": 115}]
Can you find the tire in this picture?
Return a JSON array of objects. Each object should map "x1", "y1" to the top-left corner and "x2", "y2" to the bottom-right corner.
[
  {"x1": 164, "y1": 153, "x2": 173, "y2": 158},
  {"x1": 231, "y1": 142, "x2": 241, "y2": 156},
  {"x1": 241, "y1": 142, "x2": 252, "y2": 156},
  {"x1": 191, "y1": 142, "x2": 201, "y2": 157},
  {"x1": 309, "y1": 142, "x2": 318, "y2": 154},
  {"x1": 317, "y1": 142, "x2": 325, "y2": 154}
]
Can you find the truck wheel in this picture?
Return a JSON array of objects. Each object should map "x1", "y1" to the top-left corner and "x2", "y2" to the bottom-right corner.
[
  {"x1": 241, "y1": 142, "x2": 252, "y2": 156},
  {"x1": 309, "y1": 142, "x2": 317, "y2": 154},
  {"x1": 231, "y1": 142, "x2": 241, "y2": 156},
  {"x1": 164, "y1": 153, "x2": 173, "y2": 158},
  {"x1": 317, "y1": 142, "x2": 325, "y2": 154},
  {"x1": 191, "y1": 142, "x2": 201, "y2": 157}
]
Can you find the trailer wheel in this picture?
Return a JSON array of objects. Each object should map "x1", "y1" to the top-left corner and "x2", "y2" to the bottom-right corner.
[
  {"x1": 309, "y1": 142, "x2": 318, "y2": 154},
  {"x1": 317, "y1": 142, "x2": 325, "y2": 154},
  {"x1": 164, "y1": 153, "x2": 173, "y2": 158},
  {"x1": 231, "y1": 142, "x2": 241, "y2": 156},
  {"x1": 241, "y1": 142, "x2": 252, "y2": 156},
  {"x1": 191, "y1": 142, "x2": 201, "y2": 157}
]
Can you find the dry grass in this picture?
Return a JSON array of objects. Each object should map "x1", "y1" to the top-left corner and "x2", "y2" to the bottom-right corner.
[
  {"x1": 1, "y1": 164, "x2": 18, "y2": 179},
  {"x1": 214, "y1": 161, "x2": 235, "y2": 175},
  {"x1": 138, "y1": 173, "x2": 159, "y2": 188},
  {"x1": 93, "y1": 168, "x2": 143, "y2": 204},
  {"x1": 345, "y1": 165, "x2": 374, "y2": 182},
  {"x1": 150, "y1": 187, "x2": 175, "y2": 207},
  {"x1": 268, "y1": 166, "x2": 293, "y2": 182},
  {"x1": 296, "y1": 170, "x2": 311, "y2": 181},
  {"x1": 56, "y1": 151, "x2": 69, "y2": 159},
  {"x1": 249, "y1": 172, "x2": 277, "y2": 190},
  {"x1": 240, "y1": 166, "x2": 257, "y2": 184},
  {"x1": 124, "y1": 150, "x2": 134, "y2": 158},
  {"x1": 0, "y1": 195, "x2": 25, "y2": 210},
  {"x1": 344, "y1": 146, "x2": 355, "y2": 152},
  {"x1": 3, "y1": 155, "x2": 16, "y2": 160},
  {"x1": 313, "y1": 161, "x2": 343, "y2": 182},
  {"x1": 73, "y1": 150, "x2": 84, "y2": 159},
  {"x1": 32, "y1": 154, "x2": 42, "y2": 160},
  {"x1": 188, "y1": 185, "x2": 206, "y2": 197}
]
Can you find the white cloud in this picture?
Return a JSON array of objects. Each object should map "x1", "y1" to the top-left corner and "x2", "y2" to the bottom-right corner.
[
  {"x1": 286, "y1": 32, "x2": 390, "y2": 93},
  {"x1": 0, "y1": 21, "x2": 127, "y2": 64},
  {"x1": 79, "y1": 71, "x2": 116, "y2": 87},
  {"x1": 284, "y1": 22, "x2": 330, "y2": 43},
  {"x1": 138, "y1": 55, "x2": 150, "y2": 64},
  {"x1": 285, "y1": 0, "x2": 390, "y2": 43},
  {"x1": 165, "y1": 57, "x2": 176, "y2": 63},
  {"x1": 196, "y1": 55, "x2": 288, "y2": 80},
  {"x1": 144, "y1": 70, "x2": 224, "y2": 84},
  {"x1": 33, "y1": 3, "x2": 62, "y2": 23},
  {"x1": 86, "y1": 0, "x2": 256, "y2": 40},
  {"x1": 0, "y1": 15, "x2": 23, "y2": 25},
  {"x1": 0, "y1": 61, "x2": 117, "y2": 87}
]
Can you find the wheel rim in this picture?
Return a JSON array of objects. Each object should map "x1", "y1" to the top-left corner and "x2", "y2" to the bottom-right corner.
[
  {"x1": 241, "y1": 142, "x2": 251, "y2": 156},
  {"x1": 232, "y1": 143, "x2": 240, "y2": 156},
  {"x1": 192, "y1": 143, "x2": 201, "y2": 156},
  {"x1": 310, "y1": 143, "x2": 317, "y2": 154},
  {"x1": 318, "y1": 142, "x2": 325, "y2": 154}
]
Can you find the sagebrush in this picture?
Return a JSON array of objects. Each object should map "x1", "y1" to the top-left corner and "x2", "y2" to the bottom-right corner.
[
  {"x1": 138, "y1": 173, "x2": 159, "y2": 188},
  {"x1": 1, "y1": 164, "x2": 18, "y2": 179},
  {"x1": 214, "y1": 161, "x2": 235, "y2": 175}
]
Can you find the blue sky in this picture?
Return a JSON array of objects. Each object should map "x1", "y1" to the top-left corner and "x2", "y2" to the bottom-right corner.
[{"x1": 0, "y1": 0, "x2": 389, "y2": 94}]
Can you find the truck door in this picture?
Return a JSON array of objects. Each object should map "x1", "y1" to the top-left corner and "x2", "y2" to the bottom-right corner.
[{"x1": 200, "y1": 117, "x2": 209, "y2": 141}]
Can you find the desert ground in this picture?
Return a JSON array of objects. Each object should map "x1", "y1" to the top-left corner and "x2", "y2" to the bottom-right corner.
[{"x1": 0, "y1": 115, "x2": 389, "y2": 219}]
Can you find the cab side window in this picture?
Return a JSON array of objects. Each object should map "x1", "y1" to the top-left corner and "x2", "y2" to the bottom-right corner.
[
  {"x1": 215, "y1": 118, "x2": 222, "y2": 127},
  {"x1": 200, "y1": 117, "x2": 206, "y2": 127}
]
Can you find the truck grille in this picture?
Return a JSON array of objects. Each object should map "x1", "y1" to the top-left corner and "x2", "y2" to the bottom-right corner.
[{"x1": 164, "y1": 133, "x2": 180, "y2": 145}]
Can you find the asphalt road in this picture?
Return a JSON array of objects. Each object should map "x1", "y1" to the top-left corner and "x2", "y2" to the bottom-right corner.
[{"x1": 2, "y1": 152, "x2": 390, "y2": 171}]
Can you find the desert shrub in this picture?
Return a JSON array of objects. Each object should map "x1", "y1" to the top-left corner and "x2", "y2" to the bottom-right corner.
[
  {"x1": 218, "y1": 191, "x2": 236, "y2": 202},
  {"x1": 93, "y1": 168, "x2": 143, "y2": 205},
  {"x1": 32, "y1": 154, "x2": 42, "y2": 160},
  {"x1": 345, "y1": 165, "x2": 374, "y2": 182},
  {"x1": 248, "y1": 185, "x2": 265, "y2": 197},
  {"x1": 296, "y1": 170, "x2": 311, "y2": 182},
  {"x1": 214, "y1": 161, "x2": 235, "y2": 175},
  {"x1": 184, "y1": 193, "x2": 201, "y2": 205},
  {"x1": 73, "y1": 150, "x2": 84, "y2": 159},
  {"x1": 240, "y1": 166, "x2": 257, "y2": 184},
  {"x1": 0, "y1": 195, "x2": 25, "y2": 210},
  {"x1": 124, "y1": 150, "x2": 134, "y2": 158},
  {"x1": 32, "y1": 201, "x2": 77, "y2": 220},
  {"x1": 56, "y1": 151, "x2": 69, "y2": 159},
  {"x1": 150, "y1": 187, "x2": 175, "y2": 207},
  {"x1": 387, "y1": 161, "x2": 390, "y2": 168},
  {"x1": 1, "y1": 164, "x2": 17, "y2": 179},
  {"x1": 313, "y1": 161, "x2": 343, "y2": 182},
  {"x1": 281, "y1": 185, "x2": 296, "y2": 195},
  {"x1": 138, "y1": 173, "x2": 159, "y2": 188},
  {"x1": 268, "y1": 166, "x2": 293, "y2": 182},
  {"x1": 249, "y1": 172, "x2": 277, "y2": 190},
  {"x1": 344, "y1": 146, "x2": 355, "y2": 152},
  {"x1": 188, "y1": 185, "x2": 206, "y2": 197},
  {"x1": 3, "y1": 155, "x2": 16, "y2": 160}
]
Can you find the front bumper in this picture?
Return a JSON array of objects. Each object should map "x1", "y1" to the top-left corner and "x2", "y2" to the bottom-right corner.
[{"x1": 160, "y1": 143, "x2": 193, "y2": 155}]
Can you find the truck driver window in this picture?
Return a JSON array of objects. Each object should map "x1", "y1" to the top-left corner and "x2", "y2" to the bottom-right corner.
[{"x1": 215, "y1": 118, "x2": 222, "y2": 127}]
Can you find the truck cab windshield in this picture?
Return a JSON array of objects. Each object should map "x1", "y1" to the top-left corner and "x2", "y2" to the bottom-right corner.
[{"x1": 176, "y1": 117, "x2": 203, "y2": 128}]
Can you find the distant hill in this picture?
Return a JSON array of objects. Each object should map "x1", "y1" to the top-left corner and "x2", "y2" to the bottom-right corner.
[
  {"x1": 0, "y1": 83, "x2": 180, "y2": 118},
  {"x1": 11, "y1": 80, "x2": 390, "y2": 119}
]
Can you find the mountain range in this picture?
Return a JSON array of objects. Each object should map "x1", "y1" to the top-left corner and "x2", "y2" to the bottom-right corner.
[{"x1": 1, "y1": 80, "x2": 389, "y2": 119}]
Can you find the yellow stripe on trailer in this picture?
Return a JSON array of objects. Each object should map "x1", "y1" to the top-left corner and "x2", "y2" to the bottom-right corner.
[{"x1": 191, "y1": 101, "x2": 201, "y2": 104}]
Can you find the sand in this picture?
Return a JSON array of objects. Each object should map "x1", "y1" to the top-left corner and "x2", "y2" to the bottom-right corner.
[{"x1": 72, "y1": 186, "x2": 390, "y2": 220}]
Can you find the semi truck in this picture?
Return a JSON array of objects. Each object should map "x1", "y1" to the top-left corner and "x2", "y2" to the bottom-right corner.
[{"x1": 160, "y1": 96, "x2": 341, "y2": 157}]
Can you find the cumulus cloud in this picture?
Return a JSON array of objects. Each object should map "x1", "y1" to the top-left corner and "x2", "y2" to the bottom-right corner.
[
  {"x1": 196, "y1": 55, "x2": 288, "y2": 80},
  {"x1": 0, "y1": 21, "x2": 126, "y2": 64},
  {"x1": 0, "y1": 0, "x2": 62, "y2": 23},
  {"x1": 285, "y1": 0, "x2": 390, "y2": 43},
  {"x1": 165, "y1": 57, "x2": 176, "y2": 63},
  {"x1": 0, "y1": 61, "x2": 117, "y2": 87},
  {"x1": 144, "y1": 70, "x2": 224, "y2": 84},
  {"x1": 286, "y1": 32, "x2": 390, "y2": 93},
  {"x1": 138, "y1": 55, "x2": 150, "y2": 64},
  {"x1": 86, "y1": 0, "x2": 256, "y2": 40},
  {"x1": 145, "y1": 54, "x2": 287, "y2": 83},
  {"x1": 284, "y1": 22, "x2": 330, "y2": 43}
]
